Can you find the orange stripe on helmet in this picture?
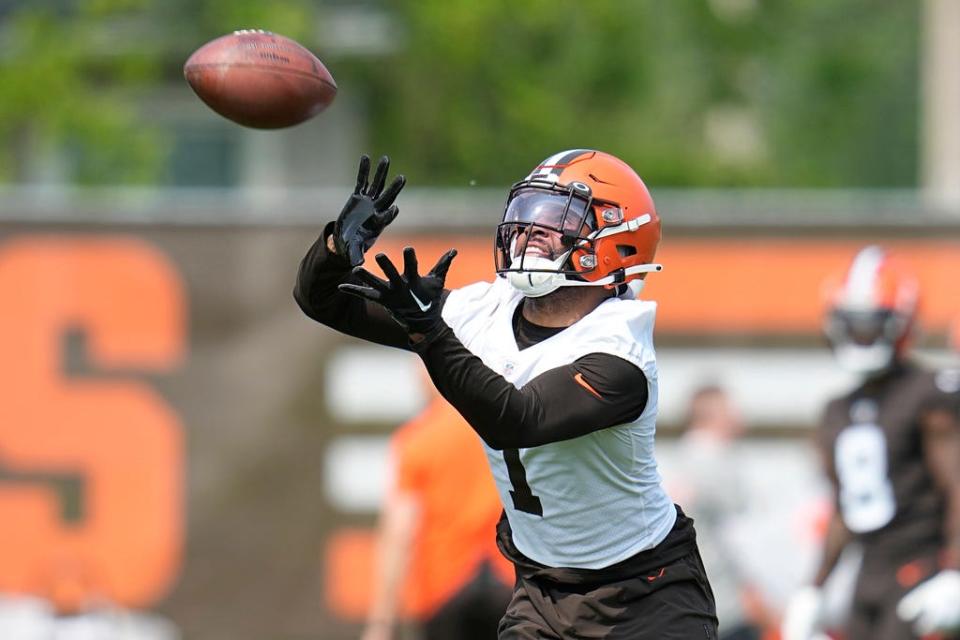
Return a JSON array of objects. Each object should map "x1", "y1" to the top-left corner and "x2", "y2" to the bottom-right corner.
[{"x1": 829, "y1": 245, "x2": 919, "y2": 316}]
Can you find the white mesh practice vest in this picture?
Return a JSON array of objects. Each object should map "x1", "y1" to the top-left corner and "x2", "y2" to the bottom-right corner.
[{"x1": 441, "y1": 278, "x2": 676, "y2": 569}]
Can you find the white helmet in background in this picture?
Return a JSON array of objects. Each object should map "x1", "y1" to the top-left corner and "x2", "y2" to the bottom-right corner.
[{"x1": 822, "y1": 245, "x2": 919, "y2": 376}]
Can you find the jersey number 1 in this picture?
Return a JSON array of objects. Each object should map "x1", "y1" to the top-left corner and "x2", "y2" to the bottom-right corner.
[{"x1": 503, "y1": 449, "x2": 542, "y2": 516}]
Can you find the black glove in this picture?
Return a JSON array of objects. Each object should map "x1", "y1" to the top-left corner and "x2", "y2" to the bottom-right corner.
[
  {"x1": 332, "y1": 155, "x2": 406, "y2": 267},
  {"x1": 338, "y1": 247, "x2": 457, "y2": 336}
]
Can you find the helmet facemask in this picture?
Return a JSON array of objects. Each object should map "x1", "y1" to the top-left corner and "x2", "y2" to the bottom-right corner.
[
  {"x1": 824, "y1": 307, "x2": 911, "y2": 375},
  {"x1": 495, "y1": 180, "x2": 600, "y2": 297}
]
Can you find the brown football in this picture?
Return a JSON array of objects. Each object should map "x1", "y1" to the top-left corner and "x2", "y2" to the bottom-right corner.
[{"x1": 184, "y1": 30, "x2": 337, "y2": 129}]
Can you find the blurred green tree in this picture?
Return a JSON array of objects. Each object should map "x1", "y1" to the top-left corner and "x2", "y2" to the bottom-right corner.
[
  {"x1": 362, "y1": 0, "x2": 920, "y2": 187},
  {"x1": 0, "y1": 0, "x2": 315, "y2": 184},
  {"x1": 0, "y1": 0, "x2": 921, "y2": 187}
]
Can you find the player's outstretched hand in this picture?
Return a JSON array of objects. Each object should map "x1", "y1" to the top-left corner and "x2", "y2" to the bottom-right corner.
[
  {"x1": 332, "y1": 155, "x2": 406, "y2": 267},
  {"x1": 780, "y1": 586, "x2": 827, "y2": 640},
  {"x1": 896, "y1": 569, "x2": 960, "y2": 636},
  {"x1": 338, "y1": 247, "x2": 457, "y2": 337}
]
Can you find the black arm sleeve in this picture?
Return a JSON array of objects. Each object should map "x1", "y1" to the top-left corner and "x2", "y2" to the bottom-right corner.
[
  {"x1": 412, "y1": 324, "x2": 648, "y2": 449},
  {"x1": 293, "y1": 222, "x2": 416, "y2": 350}
]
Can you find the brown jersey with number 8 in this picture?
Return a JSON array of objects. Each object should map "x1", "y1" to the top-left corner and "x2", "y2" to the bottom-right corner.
[{"x1": 819, "y1": 363, "x2": 960, "y2": 582}]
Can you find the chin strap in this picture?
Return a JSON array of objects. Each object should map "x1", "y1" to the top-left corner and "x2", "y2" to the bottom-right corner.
[
  {"x1": 833, "y1": 343, "x2": 895, "y2": 375},
  {"x1": 555, "y1": 263, "x2": 662, "y2": 288},
  {"x1": 507, "y1": 261, "x2": 662, "y2": 298}
]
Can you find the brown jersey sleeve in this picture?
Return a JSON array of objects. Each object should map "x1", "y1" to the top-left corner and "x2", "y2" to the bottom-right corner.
[{"x1": 919, "y1": 369, "x2": 960, "y2": 416}]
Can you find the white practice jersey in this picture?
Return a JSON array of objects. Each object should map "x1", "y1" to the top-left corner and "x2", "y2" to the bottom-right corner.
[{"x1": 441, "y1": 277, "x2": 676, "y2": 569}]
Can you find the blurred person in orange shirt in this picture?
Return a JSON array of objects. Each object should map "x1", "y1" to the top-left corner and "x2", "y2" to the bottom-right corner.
[{"x1": 361, "y1": 396, "x2": 512, "y2": 640}]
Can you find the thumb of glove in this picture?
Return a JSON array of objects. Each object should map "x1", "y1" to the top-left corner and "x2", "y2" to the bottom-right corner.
[{"x1": 347, "y1": 241, "x2": 366, "y2": 267}]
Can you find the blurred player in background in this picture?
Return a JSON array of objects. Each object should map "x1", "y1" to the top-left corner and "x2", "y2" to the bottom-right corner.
[
  {"x1": 362, "y1": 395, "x2": 512, "y2": 640},
  {"x1": 663, "y1": 385, "x2": 775, "y2": 640},
  {"x1": 0, "y1": 594, "x2": 178, "y2": 640},
  {"x1": 782, "y1": 245, "x2": 960, "y2": 640},
  {"x1": 295, "y1": 151, "x2": 718, "y2": 639}
]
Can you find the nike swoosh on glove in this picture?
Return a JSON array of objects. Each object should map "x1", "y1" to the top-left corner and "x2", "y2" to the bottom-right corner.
[
  {"x1": 338, "y1": 247, "x2": 457, "y2": 338},
  {"x1": 896, "y1": 569, "x2": 960, "y2": 636}
]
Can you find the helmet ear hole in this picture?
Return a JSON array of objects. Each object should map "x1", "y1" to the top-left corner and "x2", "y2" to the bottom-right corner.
[{"x1": 616, "y1": 245, "x2": 637, "y2": 258}]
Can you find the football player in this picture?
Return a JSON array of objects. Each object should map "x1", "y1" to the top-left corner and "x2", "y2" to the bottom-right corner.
[
  {"x1": 782, "y1": 246, "x2": 960, "y2": 640},
  {"x1": 295, "y1": 151, "x2": 718, "y2": 639}
]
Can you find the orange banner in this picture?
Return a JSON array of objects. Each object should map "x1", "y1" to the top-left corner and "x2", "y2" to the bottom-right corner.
[
  {"x1": 376, "y1": 236, "x2": 960, "y2": 335},
  {"x1": 0, "y1": 225, "x2": 955, "y2": 639},
  {"x1": 0, "y1": 237, "x2": 186, "y2": 609}
]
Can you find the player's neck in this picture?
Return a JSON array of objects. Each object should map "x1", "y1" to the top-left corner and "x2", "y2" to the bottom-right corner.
[
  {"x1": 521, "y1": 286, "x2": 611, "y2": 328},
  {"x1": 860, "y1": 358, "x2": 909, "y2": 388}
]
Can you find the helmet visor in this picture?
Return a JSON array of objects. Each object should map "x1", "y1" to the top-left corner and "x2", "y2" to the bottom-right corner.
[
  {"x1": 495, "y1": 184, "x2": 599, "y2": 276},
  {"x1": 502, "y1": 187, "x2": 594, "y2": 235},
  {"x1": 825, "y1": 309, "x2": 902, "y2": 347}
]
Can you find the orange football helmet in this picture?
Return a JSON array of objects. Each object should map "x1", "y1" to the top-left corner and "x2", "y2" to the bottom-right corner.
[
  {"x1": 822, "y1": 245, "x2": 919, "y2": 375},
  {"x1": 495, "y1": 149, "x2": 662, "y2": 297}
]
